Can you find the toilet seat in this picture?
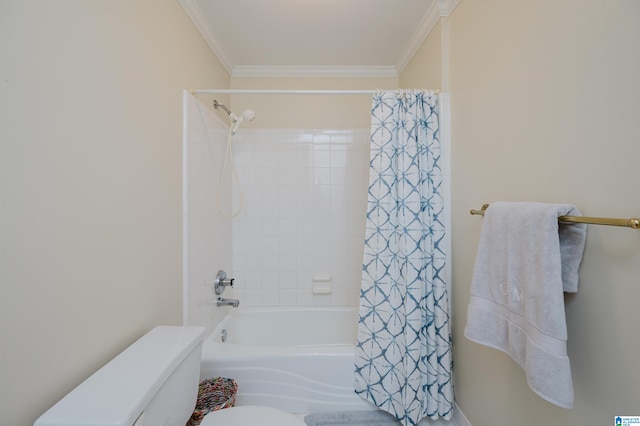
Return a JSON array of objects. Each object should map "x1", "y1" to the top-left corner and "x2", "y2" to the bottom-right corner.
[{"x1": 200, "y1": 405, "x2": 305, "y2": 426}]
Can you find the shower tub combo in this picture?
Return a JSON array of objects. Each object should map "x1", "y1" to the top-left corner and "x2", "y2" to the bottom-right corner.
[{"x1": 200, "y1": 306, "x2": 375, "y2": 413}]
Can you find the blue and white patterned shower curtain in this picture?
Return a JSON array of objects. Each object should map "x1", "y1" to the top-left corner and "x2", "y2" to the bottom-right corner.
[{"x1": 354, "y1": 90, "x2": 453, "y2": 425}]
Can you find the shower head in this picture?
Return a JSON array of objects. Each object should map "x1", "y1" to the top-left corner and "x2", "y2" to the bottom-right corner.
[
  {"x1": 240, "y1": 109, "x2": 256, "y2": 122},
  {"x1": 230, "y1": 109, "x2": 255, "y2": 134},
  {"x1": 213, "y1": 100, "x2": 256, "y2": 134}
]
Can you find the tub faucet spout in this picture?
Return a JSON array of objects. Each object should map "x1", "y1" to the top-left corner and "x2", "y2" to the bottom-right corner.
[{"x1": 216, "y1": 297, "x2": 240, "y2": 308}]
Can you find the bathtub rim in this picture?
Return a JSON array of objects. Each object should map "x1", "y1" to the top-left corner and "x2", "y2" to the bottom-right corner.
[{"x1": 204, "y1": 305, "x2": 359, "y2": 357}]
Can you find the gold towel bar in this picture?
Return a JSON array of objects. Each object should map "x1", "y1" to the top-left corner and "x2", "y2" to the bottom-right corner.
[{"x1": 470, "y1": 204, "x2": 640, "y2": 229}]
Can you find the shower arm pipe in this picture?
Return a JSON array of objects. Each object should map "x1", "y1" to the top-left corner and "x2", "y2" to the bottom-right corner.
[
  {"x1": 191, "y1": 89, "x2": 440, "y2": 95},
  {"x1": 213, "y1": 99, "x2": 232, "y2": 115}
]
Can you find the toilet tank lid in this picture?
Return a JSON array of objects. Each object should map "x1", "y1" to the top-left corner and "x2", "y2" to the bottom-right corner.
[{"x1": 34, "y1": 326, "x2": 206, "y2": 426}]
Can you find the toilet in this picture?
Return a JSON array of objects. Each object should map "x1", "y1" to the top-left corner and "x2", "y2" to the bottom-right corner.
[{"x1": 34, "y1": 326, "x2": 305, "y2": 426}]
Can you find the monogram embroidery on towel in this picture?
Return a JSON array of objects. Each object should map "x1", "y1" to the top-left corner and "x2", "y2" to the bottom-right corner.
[{"x1": 497, "y1": 283, "x2": 524, "y2": 304}]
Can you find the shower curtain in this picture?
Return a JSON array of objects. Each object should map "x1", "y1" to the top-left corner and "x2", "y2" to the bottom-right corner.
[{"x1": 354, "y1": 90, "x2": 453, "y2": 425}]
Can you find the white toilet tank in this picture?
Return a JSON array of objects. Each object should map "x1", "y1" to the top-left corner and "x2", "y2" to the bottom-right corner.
[{"x1": 34, "y1": 326, "x2": 206, "y2": 426}]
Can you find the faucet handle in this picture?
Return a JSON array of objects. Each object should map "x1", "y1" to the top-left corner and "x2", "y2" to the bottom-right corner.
[{"x1": 214, "y1": 270, "x2": 234, "y2": 295}]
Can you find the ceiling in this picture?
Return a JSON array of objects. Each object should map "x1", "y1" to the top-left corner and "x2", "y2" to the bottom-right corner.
[{"x1": 178, "y1": 0, "x2": 459, "y2": 77}]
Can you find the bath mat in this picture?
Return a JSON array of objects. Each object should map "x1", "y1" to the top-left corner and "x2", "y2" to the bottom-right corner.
[{"x1": 304, "y1": 410, "x2": 401, "y2": 426}]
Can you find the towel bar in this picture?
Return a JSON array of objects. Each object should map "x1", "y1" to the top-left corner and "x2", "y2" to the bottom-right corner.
[{"x1": 470, "y1": 204, "x2": 640, "y2": 229}]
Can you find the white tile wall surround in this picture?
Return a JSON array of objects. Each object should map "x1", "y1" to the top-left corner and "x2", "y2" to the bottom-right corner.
[
  {"x1": 232, "y1": 128, "x2": 370, "y2": 306},
  {"x1": 184, "y1": 104, "x2": 370, "y2": 311},
  {"x1": 183, "y1": 92, "x2": 233, "y2": 330}
]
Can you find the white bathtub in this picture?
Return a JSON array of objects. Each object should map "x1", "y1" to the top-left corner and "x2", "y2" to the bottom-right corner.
[{"x1": 200, "y1": 306, "x2": 375, "y2": 414}]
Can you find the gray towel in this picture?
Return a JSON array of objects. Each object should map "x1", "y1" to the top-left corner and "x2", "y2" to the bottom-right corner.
[{"x1": 464, "y1": 202, "x2": 587, "y2": 408}]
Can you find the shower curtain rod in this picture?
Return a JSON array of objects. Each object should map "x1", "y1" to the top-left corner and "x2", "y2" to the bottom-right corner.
[{"x1": 190, "y1": 89, "x2": 439, "y2": 95}]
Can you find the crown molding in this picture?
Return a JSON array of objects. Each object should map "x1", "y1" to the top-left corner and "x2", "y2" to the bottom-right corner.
[
  {"x1": 439, "y1": 0, "x2": 462, "y2": 17},
  {"x1": 178, "y1": 0, "x2": 234, "y2": 75},
  {"x1": 395, "y1": 0, "x2": 462, "y2": 74},
  {"x1": 231, "y1": 65, "x2": 399, "y2": 78},
  {"x1": 180, "y1": 0, "x2": 462, "y2": 79}
]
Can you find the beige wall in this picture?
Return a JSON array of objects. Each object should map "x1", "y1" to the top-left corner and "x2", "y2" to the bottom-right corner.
[
  {"x1": 402, "y1": 1, "x2": 640, "y2": 424},
  {"x1": 0, "y1": 2, "x2": 229, "y2": 425},
  {"x1": 230, "y1": 77, "x2": 398, "y2": 129},
  {"x1": 400, "y1": 19, "x2": 442, "y2": 90}
]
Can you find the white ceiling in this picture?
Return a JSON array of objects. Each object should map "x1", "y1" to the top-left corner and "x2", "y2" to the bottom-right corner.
[{"x1": 178, "y1": 0, "x2": 460, "y2": 77}]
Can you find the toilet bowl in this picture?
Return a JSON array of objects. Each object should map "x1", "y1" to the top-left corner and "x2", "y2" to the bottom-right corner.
[
  {"x1": 200, "y1": 405, "x2": 304, "y2": 425},
  {"x1": 34, "y1": 326, "x2": 305, "y2": 426}
]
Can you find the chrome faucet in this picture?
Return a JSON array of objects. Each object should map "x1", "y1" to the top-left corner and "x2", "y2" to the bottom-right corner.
[
  {"x1": 216, "y1": 297, "x2": 240, "y2": 308},
  {"x1": 214, "y1": 270, "x2": 234, "y2": 295}
]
